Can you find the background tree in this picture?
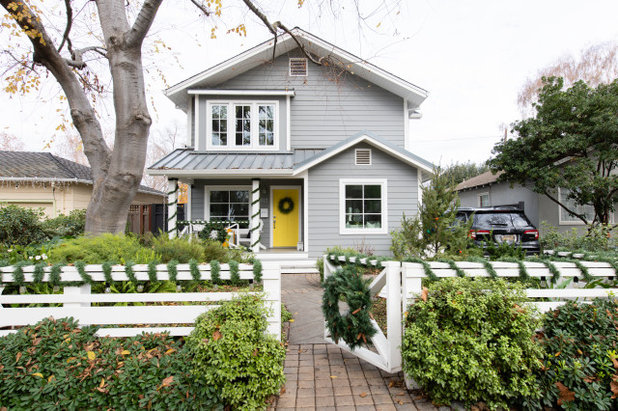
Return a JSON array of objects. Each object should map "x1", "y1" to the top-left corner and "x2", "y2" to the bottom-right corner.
[
  {"x1": 490, "y1": 77, "x2": 618, "y2": 226},
  {"x1": 443, "y1": 161, "x2": 489, "y2": 185},
  {"x1": 518, "y1": 42, "x2": 618, "y2": 116},
  {"x1": 1, "y1": 0, "x2": 395, "y2": 234},
  {"x1": 391, "y1": 167, "x2": 472, "y2": 259},
  {"x1": 0, "y1": 132, "x2": 24, "y2": 151}
]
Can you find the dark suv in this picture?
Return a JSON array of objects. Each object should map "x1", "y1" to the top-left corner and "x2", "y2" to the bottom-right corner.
[{"x1": 456, "y1": 206, "x2": 540, "y2": 254}]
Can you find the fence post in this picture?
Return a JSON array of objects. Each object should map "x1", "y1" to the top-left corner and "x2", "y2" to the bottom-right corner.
[
  {"x1": 383, "y1": 261, "x2": 402, "y2": 371},
  {"x1": 63, "y1": 284, "x2": 91, "y2": 308},
  {"x1": 262, "y1": 261, "x2": 281, "y2": 340}
]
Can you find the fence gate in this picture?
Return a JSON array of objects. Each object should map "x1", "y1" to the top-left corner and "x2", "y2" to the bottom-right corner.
[{"x1": 322, "y1": 256, "x2": 403, "y2": 373}]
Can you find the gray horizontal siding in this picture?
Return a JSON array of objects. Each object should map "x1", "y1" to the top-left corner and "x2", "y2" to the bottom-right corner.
[
  {"x1": 307, "y1": 143, "x2": 418, "y2": 258},
  {"x1": 211, "y1": 49, "x2": 405, "y2": 149}
]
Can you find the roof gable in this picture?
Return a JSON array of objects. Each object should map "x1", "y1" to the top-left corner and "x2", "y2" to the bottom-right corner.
[
  {"x1": 165, "y1": 28, "x2": 428, "y2": 110},
  {"x1": 455, "y1": 170, "x2": 503, "y2": 191}
]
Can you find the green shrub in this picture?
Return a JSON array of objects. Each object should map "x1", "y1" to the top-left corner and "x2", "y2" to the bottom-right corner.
[
  {"x1": 540, "y1": 222, "x2": 617, "y2": 252},
  {"x1": 41, "y1": 209, "x2": 86, "y2": 238},
  {"x1": 0, "y1": 317, "x2": 221, "y2": 410},
  {"x1": 47, "y1": 233, "x2": 159, "y2": 264},
  {"x1": 0, "y1": 204, "x2": 47, "y2": 246},
  {"x1": 150, "y1": 234, "x2": 204, "y2": 263},
  {"x1": 402, "y1": 278, "x2": 543, "y2": 410},
  {"x1": 187, "y1": 294, "x2": 285, "y2": 410},
  {"x1": 202, "y1": 239, "x2": 248, "y2": 263},
  {"x1": 532, "y1": 298, "x2": 618, "y2": 410}
]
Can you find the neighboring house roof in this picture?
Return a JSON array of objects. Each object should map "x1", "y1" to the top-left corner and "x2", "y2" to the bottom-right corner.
[
  {"x1": 0, "y1": 151, "x2": 165, "y2": 196},
  {"x1": 165, "y1": 27, "x2": 428, "y2": 111},
  {"x1": 148, "y1": 132, "x2": 435, "y2": 177},
  {"x1": 455, "y1": 170, "x2": 504, "y2": 191}
]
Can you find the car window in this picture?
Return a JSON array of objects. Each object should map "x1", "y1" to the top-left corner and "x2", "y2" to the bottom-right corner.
[
  {"x1": 474, "y1": 212, "x2": 531, "y2": 228},
  {"x1": 511, "y1": 213, "x2": 531, "y2": 228}
]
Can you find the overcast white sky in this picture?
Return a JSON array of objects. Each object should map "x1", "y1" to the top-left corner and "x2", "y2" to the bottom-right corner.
[{"x1": 2, "y1": 0, "x2": 618, "y2": 166}]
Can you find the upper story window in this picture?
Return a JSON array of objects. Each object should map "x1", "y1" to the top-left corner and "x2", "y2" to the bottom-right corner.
[{"x1": 207, "y1": 101, "x2": 278, "y2": 150}]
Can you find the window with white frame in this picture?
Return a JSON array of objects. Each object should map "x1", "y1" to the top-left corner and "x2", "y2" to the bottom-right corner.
[
  {"x1": 340, "y1": 179, "x2": 387, "y2": 234},
  {"x1": 479, "y1": 192, "x2": 490, "y2": 207},
  {"x1": 558, "y1": 188, "x2": 595, "y2": 224},
  {"x1": 206, "y1": 187, "x2": 250, "y2": 228},
  {"x1": 207, "y1": 101, "x2": 277, "y2": 150}
]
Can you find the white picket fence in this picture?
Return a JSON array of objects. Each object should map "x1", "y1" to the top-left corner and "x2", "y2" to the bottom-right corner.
[
  {"x1": 323, "y1": 255, "x2": 618, "y2": 374},
  {"x1": 0, "y1": 262, "x2": 282, "y2": 340}
]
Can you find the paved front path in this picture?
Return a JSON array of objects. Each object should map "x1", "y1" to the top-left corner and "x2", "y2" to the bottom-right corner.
[{"x1": 278, "y1": 274, "x2": 441, "y2": 410}]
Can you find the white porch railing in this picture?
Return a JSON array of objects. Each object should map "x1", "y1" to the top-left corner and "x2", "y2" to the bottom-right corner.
[
  {"x1": 0, "y1": 262, "x2": 281, "y2": 339},
  {"x1": 323, "y1": 255, "x2": 617, "y2": 374}
]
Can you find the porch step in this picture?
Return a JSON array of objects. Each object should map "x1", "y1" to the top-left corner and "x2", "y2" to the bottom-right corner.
[{"x1": 256, "y1": 252, "x2": 309, "y2": 261}]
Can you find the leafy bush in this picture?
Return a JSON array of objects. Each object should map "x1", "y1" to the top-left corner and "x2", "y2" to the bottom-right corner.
[
  {"x1": 402, "y1": 278, "x2": 543, "y2": 409},
  {"x1": 41, "y1": 209, "x2": 86, "y2": 238},
  {"x1": 532, "y1": 298, "x2": 618, "y2": 410},
  {"x1": 540, "y1": 222, "x2": 617, "y2": 252},
  {"x1": 202, "y1": 239, "x2": 247, "y2": 263},
  {"x1": 483, "y1": 241, "x2": 526, "y2": 260},
  {"x1": 0, "y1": 317, "x2": 221, "y2": 410},
  {"x1": 149, "y1": 234, "x2": 204, "y2": 263},
  {"x1": 47, "y1": 233, "x2": 159, "y2": 264},
  {"x1": 187, "y1": 294, "x2": 285, "y2": 410},
  {"x1": 0, "y1": 204, "x2": 47, "y2": 246}
]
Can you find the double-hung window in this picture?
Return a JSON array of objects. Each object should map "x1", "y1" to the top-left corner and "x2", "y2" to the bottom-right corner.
[
  {"x1": 558, "y1": 187, "x2": 595, "y2": 224},
  {"x1": 339, "y1": 179, "x2": 387, "y2": 234},
  {"x1": 207, "y1": 101, "x2": 277, "y2": 150}
]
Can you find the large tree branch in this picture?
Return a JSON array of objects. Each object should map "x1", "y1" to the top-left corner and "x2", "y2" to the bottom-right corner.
[
  {"x1": 188, "y1": 0, "x2": 211, "y2": 16},
  {"x1": 1, "y1": 0, "x2": 110, "y2": 177},
  {"x1": 57, "y1": 0, "x2": 73, "y2": 53},
  {"x1": 125, "y1": 0, "x2": 163, "y2": 48}
]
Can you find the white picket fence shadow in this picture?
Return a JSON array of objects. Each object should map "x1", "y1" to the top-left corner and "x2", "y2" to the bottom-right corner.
[
  {"x1": 324, "y1": 255, "x2": 617, "y2": 374},
  {"x1": 0, "y1": 262, "x2": 281, "y2": 340}
]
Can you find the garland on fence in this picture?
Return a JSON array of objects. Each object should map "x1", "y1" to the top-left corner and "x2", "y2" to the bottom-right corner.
[
  {"x1": 327, "y1": 251, "x2": 388, "y2": 268},
  {"x1": 167, "y1": 260, "x2": 179, "y2": 283},
  {"x1": 322, "y1": 265, "x2": 376, "y2": 349},
  {"x1": 404, "y1": 257, "x2": 438, "y2": 281},
  {"x1": 252, "y1": 258, "x2": 263, "y2": 283},
  {"x1": 210, "y1": 260, "x2": 221, "y2": 284},
  {"x1": 147, "y1": 262, "x2": 157, "y2": 283},
  {"x1": 229, "y1": 260, "x2": 240, "y2": 285},
  {"x1": 124, "y1": 262, "x2": 137, "y2": 284},
  {"x1": 189, "y1": 259, "x2": 201, "y2": 281}
]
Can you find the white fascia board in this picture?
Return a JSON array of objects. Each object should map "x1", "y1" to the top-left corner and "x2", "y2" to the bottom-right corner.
[
  {"x1": 147, "y1": 169, "x2": 294, "y2": 177},
  {"x1": 188, "y1": 89, "x2": 295, "y2": 96},
  {"x1": 292, "y1": 135, "x2": 434, "y2": 175},
  {"x1": 0, "y1": 177, "x2": 92, "y2": 185}
]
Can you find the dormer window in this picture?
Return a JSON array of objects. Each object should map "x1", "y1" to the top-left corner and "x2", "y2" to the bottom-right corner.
[
  {"x1": 289, "y1": 58, "x2": 308, "y2": 76},
  {"x1": 206, "y1": 101, "x2": 278, "y2": 150}
]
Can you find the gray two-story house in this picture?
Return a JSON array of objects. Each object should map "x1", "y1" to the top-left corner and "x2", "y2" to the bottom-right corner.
[{"x1": 148, "y1": 28, "x2": 433, "y2": 258}]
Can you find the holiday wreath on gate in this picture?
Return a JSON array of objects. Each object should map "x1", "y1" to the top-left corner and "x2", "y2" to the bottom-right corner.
[
  {"x1": 278, "y1": 196, "x2": 294, "y2": 214},
  {"x1": 321, "y1": 265, "x2": 376, "y2": 349}
]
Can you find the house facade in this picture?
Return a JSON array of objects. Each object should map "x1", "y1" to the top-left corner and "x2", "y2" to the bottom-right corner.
[
  {"x1": 456, "y1": 171, "x2": 615, "y2": 234},
  {"x1": 148, "y1": 29, "x2": 433, "y2": 258},
  {"x1": 0, "y1": 151, "x2": 165, "y2": 218}
]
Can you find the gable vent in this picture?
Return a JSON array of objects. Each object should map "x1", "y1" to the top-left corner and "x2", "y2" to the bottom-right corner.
[
  {"x1": 355, "y1": 149, "x2": 372, "y2": 165},
  {"x1": 289, "y1": 58, "x2": 308, "y2": 76}
]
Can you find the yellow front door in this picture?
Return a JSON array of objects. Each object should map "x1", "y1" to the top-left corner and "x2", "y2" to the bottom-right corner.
[{"x1": 272, "y1": 188, "x2": 300, "y2": 247}]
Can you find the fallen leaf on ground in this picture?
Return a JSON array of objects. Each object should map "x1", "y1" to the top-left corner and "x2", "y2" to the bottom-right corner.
[
  {"x1": 330, "y1": 375, "x2": 338, "y2": 379},
  {"x1": 556, "y1": 382, "x2": 575, "y2": 405},
  {"x1": 421, "y1": 287, "x2": 428, "y2": 302},
  {"x1": 289, "y1": 319, "x2": 295, "y2": 322},
  {"x1": 359, "y1": 392, "x2": 368, "y2": 398}
]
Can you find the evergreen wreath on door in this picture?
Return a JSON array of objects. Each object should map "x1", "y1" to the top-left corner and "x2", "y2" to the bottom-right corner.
[{"x1": 278, "y1": 196, "x2": 295, "y2": 214}]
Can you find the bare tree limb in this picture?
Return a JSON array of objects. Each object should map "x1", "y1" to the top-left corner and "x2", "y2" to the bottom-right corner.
[
  {"x1": 542, "y1": 188, "x2": 589, "y2": 225},
  {"x1": 125, "y1": 0, "x2": 163, "y2": 48},
  {"x1": 57, "y1": 0, "x2": 73, "y2": 53},
  {"x1": 189, "y1": 0, "x2": 211, "y2": 16}
]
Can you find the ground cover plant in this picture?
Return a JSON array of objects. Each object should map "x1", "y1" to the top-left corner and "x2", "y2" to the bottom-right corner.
[
  {"x1": 187, "y1": 295, "x2": 286, "y2": 410},
  {"x1": 531, "y1": 298, "x2": 618, "y2": 410},
  {"x1": 0, "y1": 317, "x2": 221, "y2": 410},
  {"x1": 402, "y1": 277, "x2": 544, "y2": 410}
]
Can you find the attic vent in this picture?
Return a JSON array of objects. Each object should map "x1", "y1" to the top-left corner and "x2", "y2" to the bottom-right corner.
[
  {"x1": 289, "y1": 58, "x2": 308, "y2": 76},
  {"x1": 355, "y1": 149, "x2": 372, "y2": 165}
]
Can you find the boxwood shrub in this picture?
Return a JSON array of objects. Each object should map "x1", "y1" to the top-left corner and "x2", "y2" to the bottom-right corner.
[
  {"x1": 0, "y1": 317, "x2": 221, "y2": 410},
  {"x1": 402, "y1": 278, "x2": 543, "y2": 410},
  {"x1": 533, "y1": 298, "x2": 618, "y2": 410},
  {"x1": 187, "y1": 294, "x2": 286, "y2": 410}
]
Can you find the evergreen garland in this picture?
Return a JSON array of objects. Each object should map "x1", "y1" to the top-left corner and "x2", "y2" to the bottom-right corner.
[
  {"x1": 469, "y1": 257, "x2": 499, "y2": 279},
  {"x1": 147, "y1": 261, "x2": 157, "y2": 283},
  {"x1": 229, "y1": 260, "x2": 240, "y2": 285},
  {"x1": 544, "y1": 259, "x2": 561, "y2": 284},
  {"x1": 189, "y1": 259, "x2": 201, "y2": 282},
  {"x1": 74, "y1": 261, "x2": 93, "y2": 285},
  {"x1": 441, "y1": 259, "x2": 466, "y2": 278},
  {"x1": 12, "y1": 261, "x2": 27, "y2": 286},
  {"x1": 49, "y1": 263, "x2": 63, "y2": 286},
  {"x1": 210, "y1": 260, "x2": 220, "y2": 284},
  {"x1": 124, "y1": 262, "x2": 137, "y2": 284},
  {"x1": 102, "y1": 261, "x2": 114, "y2": 285},
  {"x1": 167, "y1": 260, "x2": 179, "y2": 283},
  {"x1": 252, "y1": 258, "x2": 263, "y2": 283},
  {"x1": 33, "y1": 263, "x2": 45, "y2": 283},
  {"x1": 405, "y1": 257, "x2": 438, "y2": 281},
  {"x1": 322, "y1": 265, "x2": 376, "y2": 349},
  {"x1": 570, "y1": 259, "x2": 592, "y2": 282}
]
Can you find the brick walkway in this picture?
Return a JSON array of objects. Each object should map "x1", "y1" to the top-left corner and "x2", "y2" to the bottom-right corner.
[{"x1": 277, "y1": 274, "x2": 442, "y2": 410}]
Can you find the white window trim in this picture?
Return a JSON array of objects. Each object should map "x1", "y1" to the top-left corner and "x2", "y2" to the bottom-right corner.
[
  {"x1": 339, "y1": 178, "x2": 388, "y2": 235},
  {"x1": 204, "y1": 185, "x2": 252, "y2": 232},
  {"x1": 355, "y1": 148, "x2": 372, "y2": 166},
  {"x1": 558, "y1": 187, "x2": 592, "y2": 226},
  {"x1": 205, "y1": 100, "x2": 279, "y2": 151},
  {"x1": 478, "y1": 192, "x2": 490, "y2": 208}
]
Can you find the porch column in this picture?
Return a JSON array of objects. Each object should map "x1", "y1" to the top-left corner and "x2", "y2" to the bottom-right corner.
[
  {"x1": 167, "y1": 178, "x2": 178, "y2": 238},
  {"x1": 250, "y1": 179, "x2": 262, "y2": 252}
]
